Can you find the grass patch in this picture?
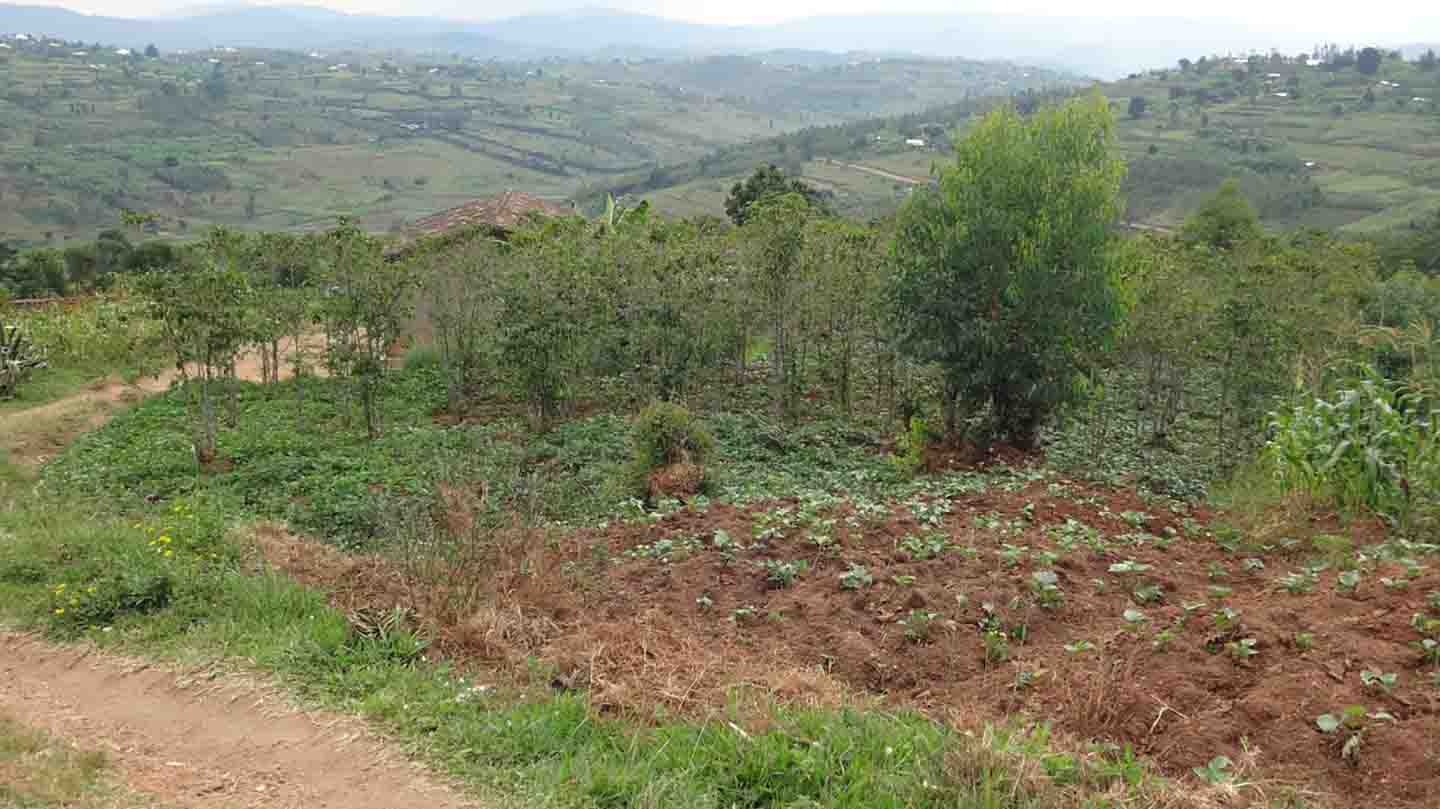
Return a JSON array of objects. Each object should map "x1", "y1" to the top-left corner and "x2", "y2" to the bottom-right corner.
[{"x1": 0, "y1": 714, "x2": 119, "y2": 809}]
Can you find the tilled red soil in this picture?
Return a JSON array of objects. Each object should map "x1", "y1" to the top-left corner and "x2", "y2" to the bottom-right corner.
[{"x1": 257, "y1": 475, "x2": 1440, "y2": 809}]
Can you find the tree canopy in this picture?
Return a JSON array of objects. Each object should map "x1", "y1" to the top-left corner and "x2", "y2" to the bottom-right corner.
[
  {"x1": 724, "y1": 164, "x2": 831, "y2": 226},
  {"x1": 890, "y1": 94, "x2": 1127, "y2": 447}
]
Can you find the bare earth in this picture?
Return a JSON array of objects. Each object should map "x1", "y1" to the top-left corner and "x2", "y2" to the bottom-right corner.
[{"x1": 0, "y1": 632, "x2": 484, "y2": 809}]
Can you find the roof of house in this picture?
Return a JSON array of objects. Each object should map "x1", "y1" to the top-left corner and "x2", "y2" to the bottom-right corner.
[{"x1": 407, "y1": 191, "x2": 572, "y2": 237}]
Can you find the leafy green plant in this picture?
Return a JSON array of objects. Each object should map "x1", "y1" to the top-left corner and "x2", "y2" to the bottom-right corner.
[
  {"x1": 1131, "y1": 583, "x2": 1164, "y2": 604},
  {"x1": 1359, "y1": 669, "x2": 1398, "y2": 694},
  {"x1": 1063, "y1": 640, "x2": 1095, "y2": 654},
  {"x1": 1415, "y1": 638, "x2": 1440, "y2": 666},
  {"x1": 1338, "y1": 570, "x2": 1362, "y2": 592},
  {"x1": 761, "y1": 559, "x2": 807, "y2": 589},
  {"x1": 1192, "y1": 755, "x2": 1234, "y2": 785},
  {"x1": 1030, "y1": 570, "x2": 1064, "y2": 609},
  {"x1": 838, "y1": 564, "x2": 873, "y2": 591},
  {"x1": 1226, "y1": 637, "x2": 1258, "y2": 662},
  {"x1": 624, "y1": 401, "x2": 715, "y2": 498},
  {"x1": 1266, "y1": 371, "x2": 1440, "y2": 525},
  {"x1": 0, "y1": 316, "x2": 49, "y2": 400},
  {"x1": 1315, "y1": 705, "x2": 1394, "y2": 764},
  {"x1": 1294, "y1": 632, "x2": 1315, "y2": 652},
  {"x1": 1109, "y1": 560, "x2": 1152, "y2": 575},
  {"x1": 900, "y1": 533, "x2": 948, "y2": 561},
  {"x1": 900, "y1": 609, "x2": 940, "y2": 643},
  {"x1": 982, "y1": 629, "x2": 1010, "y2": 663}
]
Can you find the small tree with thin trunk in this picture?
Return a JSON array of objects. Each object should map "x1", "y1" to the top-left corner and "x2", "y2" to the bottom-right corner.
[
  {"x1": 135, "y1": 246, "x2": 251, "y2": 464},
  {"x1": 317, "y1": 219, "x2": 414, "y2": 439}
]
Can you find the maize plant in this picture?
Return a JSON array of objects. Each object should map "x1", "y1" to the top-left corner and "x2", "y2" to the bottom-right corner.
[{"x1": 0, "y1": 317, "x2": 48, "y2": 399}]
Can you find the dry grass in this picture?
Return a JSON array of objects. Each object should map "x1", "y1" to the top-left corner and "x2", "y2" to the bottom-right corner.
[{"x1": 0, "y1": 712, "x2": 132, "y2": 808}]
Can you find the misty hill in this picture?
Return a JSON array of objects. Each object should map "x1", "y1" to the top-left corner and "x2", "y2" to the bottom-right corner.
[{"x1": 0, "y1": 3, "x2": 1362, "y2": 77}]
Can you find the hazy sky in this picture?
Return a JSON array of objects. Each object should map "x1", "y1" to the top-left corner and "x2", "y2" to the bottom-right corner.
[{"x1": 31, "y1": 0, "x2": 1440, "y2": 40}]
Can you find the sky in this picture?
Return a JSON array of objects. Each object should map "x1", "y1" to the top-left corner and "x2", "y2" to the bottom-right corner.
[{"x1": 24, "y1": 0, "x2": 1440, "y2": 41}]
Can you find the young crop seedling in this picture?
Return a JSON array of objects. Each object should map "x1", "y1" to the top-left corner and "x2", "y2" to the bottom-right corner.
[
  {"x1": 695, "y1": 594, "x2": 714, "y2": 610},
  {"x1": 1208, "y1": 585, "x2": 1234, "y2": 600},
  {"x1": 1131, "y1": 583, "x2": 1164, "y2": 604},
  {"x1": 1415, "y1": 638, "x2": 1440, "y2": 666},
  {"x1": 1278, "y1": 571, "x2": 1316, "y2": 595},
  {"x1": 1207, "y1": 561, "x2": 1230, "y2": 580},
  {"x1": 1227, "y1": 637, "x2": 1258, "y2": 662},
  {"x1": 900, "y1": 609, "x2": 940, "y2": 643},
  {"x1": 762, "y1": 559, "x2": 807, "y2": 588},
  {"x1": 1192, "y1": 755, "x2": 1235, "y2": 786},
  {"x1": 900, "y1": 532, "x2": 948, "y2": 561},
  {"x1": 1011, "y1": 669, "x2": 1038, "y2": 690},
  {"x1": 1359, "y1": 669, "x2": 1398, "y2": 694},
  {"x1": 1242, "y1": 558, "x2": 1265, "y2": 572},
  {"x1": 1030, "y1": 570, "x2": 1064, "y2": 609},
  {"x1": 1294, "y1": 632, "x2": 1315, "y2": 652},
  {"x1": 1121, "y1": 608, "x2": 1148, "y2": 631},
  {"x1": 1381, "y1": 576, "x2": 1410, "y2": 592},
  {"x1": 1152, "y1": 628, "x2": 1177, "y2": 651},
  {"x1": 983, "y1": 629, "x2": 1010, "y2": 663},
  {"x1": 1213, "y1": 607, "x2": 1242, "y2": 632},
  {"x1": 1063, "y1": 640, "x2": 1095, "y2": 654},
  {"x1": 891, "y1": 574, "x2": 916, "y2": 587},
  {"x1": 1109, "y1": 560, "x2": 1152, "y2": 576},
  {"x1": 997, "y1": 543, "x2": 1030, "y2": 568},
  {"x1": 838, "y1": 563, "x2": 873, "y2": 591},
  {"x1": 1316, "y1": 706, "x2": 1395, "y2": 764},
  {"x1": 1338, "y1": 570, "x2": 1362, "y2": 592}
]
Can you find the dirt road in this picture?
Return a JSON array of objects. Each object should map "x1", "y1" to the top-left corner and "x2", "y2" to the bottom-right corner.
[{"x1": 0, "y1": 632, "x2": 485, "y2": 809}]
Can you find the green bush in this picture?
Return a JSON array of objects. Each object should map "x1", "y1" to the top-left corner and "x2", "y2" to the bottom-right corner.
[{"x1": 624, "y1": 401, "x2": 715, "y2": 497}]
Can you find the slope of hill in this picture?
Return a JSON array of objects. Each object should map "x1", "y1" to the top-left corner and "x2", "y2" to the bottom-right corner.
[
  {"x1": 602, "y1": 51, "x2": 1440, "y2": 234},
  {"x1": 0, "y1": 40, "x2": 1068, "y2": 243}
]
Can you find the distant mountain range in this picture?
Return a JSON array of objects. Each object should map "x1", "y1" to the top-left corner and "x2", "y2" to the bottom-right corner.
[{"x1": 0, "y1": 3, "x2": 1403, "y2": 77}]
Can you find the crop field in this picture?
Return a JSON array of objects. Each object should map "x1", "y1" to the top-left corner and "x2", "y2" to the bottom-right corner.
[{"x1": 0, "y1": 42, "x2": 1064, "y2": 243}]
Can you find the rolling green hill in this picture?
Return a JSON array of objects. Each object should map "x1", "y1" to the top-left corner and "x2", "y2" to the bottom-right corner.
[
  {"x1": 0, "y1": 38, "x2": 1068, "y2": 244},
  {"x1": 599, "y1": 49, "x2": 1440, "y2": 233}
]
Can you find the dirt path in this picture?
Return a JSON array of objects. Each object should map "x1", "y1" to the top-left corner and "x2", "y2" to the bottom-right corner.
[
  {"x1": 0, "y1": 631, "x2": 487, "y2": 809},
  {"x1": 825, "y1": 159, "x2": 928, "y2": 185},
  {"x1": 0, "y1": 339, "x2": 318, "y2": 469}
]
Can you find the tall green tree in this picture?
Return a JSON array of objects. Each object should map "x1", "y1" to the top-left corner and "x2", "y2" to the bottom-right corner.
[
  {"x1": 890, "y1": 95, "x2": 1127, "y2": 447},
  {"x1": 724, "y1": 165, "x2": 830, "y2": 226}
]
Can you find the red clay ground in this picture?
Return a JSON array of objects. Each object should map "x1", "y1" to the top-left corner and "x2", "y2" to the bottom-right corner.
[{"x1": 256, "y1": 473, "x2": 1440, "y2": 809}]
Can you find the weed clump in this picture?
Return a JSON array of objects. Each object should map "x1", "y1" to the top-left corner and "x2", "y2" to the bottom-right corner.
[{"x1": 624, "y1": 401, "x2": 714, "y2": 500}]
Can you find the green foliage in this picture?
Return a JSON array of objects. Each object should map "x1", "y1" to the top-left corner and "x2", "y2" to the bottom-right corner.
[
  {"x1": 624, "y1": 401, "x2": 715, "y2": 496},
  {"x1": 1, "y1": 316, "x2": 48, "y2": 399},
  {"x1": 1265, "y1": 370, "x2": 1440, "y2": 525},
  {"x1": 725, "y1": 164, "x2": 832, "y2": 226},
  {"x1": 1183, "y1": 180, "x2": 1262, "y2": 250},
  {"x1": 890, "y1": 94, "x2": 1126, "y2": 446}
]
